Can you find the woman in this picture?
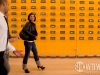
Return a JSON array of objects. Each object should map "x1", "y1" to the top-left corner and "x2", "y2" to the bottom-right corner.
[{"x1": 21, "y1": 13, "x2": 45, "y2": 73}]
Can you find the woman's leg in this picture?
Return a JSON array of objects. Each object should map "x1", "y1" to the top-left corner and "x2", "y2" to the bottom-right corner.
[
  {"x1": 31, "y1": 42, "x2": 40, "y2": 65},
  {"x1": 31, "y1": 42, "x2": 45, "y2": 70},
  {"x1": 23, "y1": 41, "x2": 31, "y2": 69}
]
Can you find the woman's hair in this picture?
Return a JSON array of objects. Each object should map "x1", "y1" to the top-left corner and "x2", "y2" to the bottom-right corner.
[{"x1": 28, "y1": 13, "x2": 36, "y2": 22}]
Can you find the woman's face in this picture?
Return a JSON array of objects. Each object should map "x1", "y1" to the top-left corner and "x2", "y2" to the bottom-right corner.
[{"x1": 29, "y1": 14, "x2": 35, "y2": 21}]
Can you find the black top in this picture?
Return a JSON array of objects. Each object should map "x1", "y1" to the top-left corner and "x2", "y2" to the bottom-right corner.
[{"x1": 22, "y1": 21, "x2": 38, "y2": 41}]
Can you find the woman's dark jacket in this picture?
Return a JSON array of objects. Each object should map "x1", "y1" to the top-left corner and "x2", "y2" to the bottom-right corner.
[{"x1": 19, "y1": 21, "x2": 38, "y2": 41}]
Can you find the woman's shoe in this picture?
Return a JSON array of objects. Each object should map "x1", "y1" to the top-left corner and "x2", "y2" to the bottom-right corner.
[
  {"x1": 23, "y1": 68, "x2": 30, "y2": 73},
  {"x1": 37, "y1": 66, "x2": 45, "y2": 70},
  {"x1": 24, "y1": 69, "x2": 30, "y2": 73}
]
